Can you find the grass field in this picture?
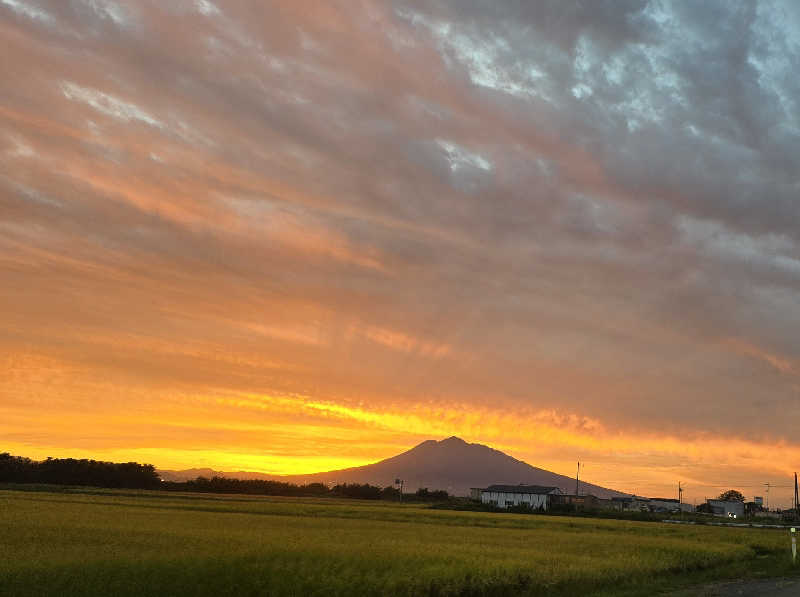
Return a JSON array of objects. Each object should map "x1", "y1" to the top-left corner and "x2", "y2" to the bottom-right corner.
[{"x1": 1, "y1": 487, "x2": 797, "y2": 596}]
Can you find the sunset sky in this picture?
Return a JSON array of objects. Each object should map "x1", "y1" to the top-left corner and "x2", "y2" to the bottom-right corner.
[{"x1": 2, "y1": 1, "x2": 799, "y2": 507}]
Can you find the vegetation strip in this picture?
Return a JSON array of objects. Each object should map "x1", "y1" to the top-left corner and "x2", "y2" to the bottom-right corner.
[{"x1": 3, "y1": 488, "x2": 799, "y2": 596}]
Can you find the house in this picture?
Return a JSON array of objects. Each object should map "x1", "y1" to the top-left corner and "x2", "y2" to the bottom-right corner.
[
  {"x1": 707, "y1": 499, "x2": 745, "y2": 518},
  {"x1": 552, "y1": 494, "x2": 614, "y2": 510},
  {"x1": 480, "y1": 485, "x2": 562, "y2": 510},
  {"x1": 610, "y1": 496, "x2": 651, "y2": 512},
  {"x1": 744, "y1": 501, "x2": 763, "y2": 517},
  {"x1": 595, "y1": 497, "x2": 614, "y2": 510},
  {"x1": 648, "y1": 498, "x2": 694, "y2": 513}
]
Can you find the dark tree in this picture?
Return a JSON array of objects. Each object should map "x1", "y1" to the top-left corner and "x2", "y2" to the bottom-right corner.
[
  {"x1": 381, "y1": 485, "x2": 400, "y2": 500},
  {"x1": 718, "y1": 489, "x2": 745, "y2": 502},
  {"x1": 415, "y1": 487, "x2": 449, "y2": 501},
  {"x1": 176, "y1": 476, "x2": 331, "y2": 497},
  {"x1": 331, "y1": 483, "x2": 382, "y2": 500},
  {"x1": 1, "y1": 452, "x2": 439, "y2": 503},
  {"x1": 0, "y1": 453, "x2": 160, "y2": 488}
]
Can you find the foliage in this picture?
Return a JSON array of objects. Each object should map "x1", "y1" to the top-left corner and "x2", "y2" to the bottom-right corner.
[
  {"x1": 171, "y1": 475, "x2": 333, "y2": 497},
  {"x1": 381, "y1": 485, "x2": 401, "y2": 500},
  {"x1": 415, "y1": 487, "x2": 450, "y2": 501},
  {"x1": 718, "y1": 490, "x2": 745, "y2": 502},
  {"x1": 0, "y1": 453, "x2": 159, "y2": 489},
  {"x1": 172, "y1": 477, "x2": 399, "y2": 500},
  {"x1": 510, "y1": 502, "x2": 547, "y2": 514},
  {"x1": 331, "y1": 482, "x2": 383, "y2": 500},
  {"x1": 0, "y1": 452, "x2": 420, "y2": 502}
]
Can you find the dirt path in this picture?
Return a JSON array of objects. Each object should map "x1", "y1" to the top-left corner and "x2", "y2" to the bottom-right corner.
[{"x1": 667, "y1": 578, "x2": 799, "y2": 596}]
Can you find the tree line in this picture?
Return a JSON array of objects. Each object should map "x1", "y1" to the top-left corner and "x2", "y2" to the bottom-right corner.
[
  {"x1": 0, "y1": 452, "x2": 450, "y2": 501},
  {"x1": 0, "y1": 453, "x2": 160, "y2": 489},
  {"x1": 165, "y1": 476, "x2": 404, "y2": 500},
  {"x1": 161, "y1": 477, "x2": 448, "y2": 501}
]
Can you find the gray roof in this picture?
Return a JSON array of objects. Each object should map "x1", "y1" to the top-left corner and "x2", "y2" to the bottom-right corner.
[{"x1": 483, "y1": 484, "x2": 559, "y2": 494}]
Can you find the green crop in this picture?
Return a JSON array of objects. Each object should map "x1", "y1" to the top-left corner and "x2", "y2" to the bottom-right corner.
[{"x1": 0, "y1": 488, "x2": 796, "y2": 596}]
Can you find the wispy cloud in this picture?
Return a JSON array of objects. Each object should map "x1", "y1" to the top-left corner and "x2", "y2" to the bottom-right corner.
[
  {"x1": 60, "y1": 82, "x2": 164, "y2": 128},
  {"x1": 1, "y1": 0, "x2": 54, "y2": 24}
]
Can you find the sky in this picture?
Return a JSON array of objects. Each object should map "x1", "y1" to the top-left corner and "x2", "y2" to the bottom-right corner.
[{"x1": 1, "y1": 0, "x2": 799, "y2": 506}]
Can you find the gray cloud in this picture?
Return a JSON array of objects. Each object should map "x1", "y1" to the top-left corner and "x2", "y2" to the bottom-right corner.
[{"x1": 1, "y1": 0, "x2": 799, "y2": 452}]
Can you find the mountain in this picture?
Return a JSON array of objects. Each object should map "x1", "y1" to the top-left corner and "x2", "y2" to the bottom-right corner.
[{"x1": 158, "y1": 437, "x2": 627, "y2": 498}]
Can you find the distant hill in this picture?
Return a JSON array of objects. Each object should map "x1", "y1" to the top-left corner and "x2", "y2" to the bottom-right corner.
[{"x1": 158, "y1": 437, "x2": 628, "y2": 498}]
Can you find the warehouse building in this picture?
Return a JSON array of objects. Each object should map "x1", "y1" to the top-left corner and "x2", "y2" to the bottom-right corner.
[
  {"x1": 707, "y1": 499, "x2": 745, "y2": 518},
  {"x1": 479, "y1": 485, "x2": 562, "y2": 510}
]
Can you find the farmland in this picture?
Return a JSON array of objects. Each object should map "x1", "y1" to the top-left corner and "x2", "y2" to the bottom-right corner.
[{"x1": 0, "y1": 488, "x2": 797, "y2": 596}]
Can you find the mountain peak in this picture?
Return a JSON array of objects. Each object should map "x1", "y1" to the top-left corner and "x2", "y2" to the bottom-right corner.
[
  {"x1": 160, "y1": 438, "x2": 627, "y2": 499},
  {"x1": 440, "y1": 436, "x2": 467, "y2": 445},
  {"x1": 411, "y1": 436, "x2": 467, "y2": 449}
]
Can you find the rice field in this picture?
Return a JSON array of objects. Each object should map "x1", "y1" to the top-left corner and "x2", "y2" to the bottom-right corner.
[{"x1": 0, "y1": 487, "x2": 796, "y2": 596}]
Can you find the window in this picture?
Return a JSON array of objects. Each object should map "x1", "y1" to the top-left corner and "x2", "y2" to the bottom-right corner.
[{"x1": 505, "y1": 500, "x2": 514, "y2": 507}]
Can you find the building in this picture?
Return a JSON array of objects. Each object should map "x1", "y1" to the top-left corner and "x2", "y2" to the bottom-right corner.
[
  {"x1": 480, "y1": 485, "x2": 562, "y2": 510},
  {"x1": 554, "y1": 494, "x2": 597, "y2": 509},
  {"x1": 552, "y1": 494, "x2": 614, "y2": 510},
  {"x1": 707, "y1": 499, "x2": 745, "y2": 518},
  {"x1": 648, "y1": 498, "x2": 694, "y2": 513},
  {"x1": 610, "y1": 496, "x2": 651, "y2": 512},
  {"x1": 744, "y1": 501, "x2": 763, "y2": 516}
]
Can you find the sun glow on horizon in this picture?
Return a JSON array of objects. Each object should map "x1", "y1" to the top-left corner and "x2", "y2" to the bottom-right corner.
[{"x1": 4, "y1": 387, "x2": 799, "y2": 506}]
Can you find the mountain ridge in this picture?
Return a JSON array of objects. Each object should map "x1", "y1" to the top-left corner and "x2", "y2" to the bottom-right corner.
[{"x1": 158, "y1": 436, "x2": 628, "y2": 498}]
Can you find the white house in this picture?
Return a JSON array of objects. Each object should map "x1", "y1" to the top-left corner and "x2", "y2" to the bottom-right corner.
[{"x1": 480, "y1": 485, "x2": 562, "y2": 510}]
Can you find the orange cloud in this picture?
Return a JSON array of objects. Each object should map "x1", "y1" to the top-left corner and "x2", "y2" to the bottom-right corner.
[
  {"x1": 361, "y1": 325, "x2": 451, "y2": 357},
  {"x1": 3, "y1": 0, "x2": 800, "y2": 512},
  {"x1": 724, "y1": 338, "x2": 795, "y2": 375}
]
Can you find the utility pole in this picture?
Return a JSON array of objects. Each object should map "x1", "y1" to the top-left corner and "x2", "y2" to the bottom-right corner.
[
  {"x1": 678, "y1": 482, "x2": 683, "y2": 513},
  {"x1": 794, "y1": 472, "x2": 798, "y2": 518},
  {"x1": 765, "y1": 483, "x2": 771, "y2": 511},
  {"x1": 575, "y1": 462, "x2": 580, "y2": 497}
]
